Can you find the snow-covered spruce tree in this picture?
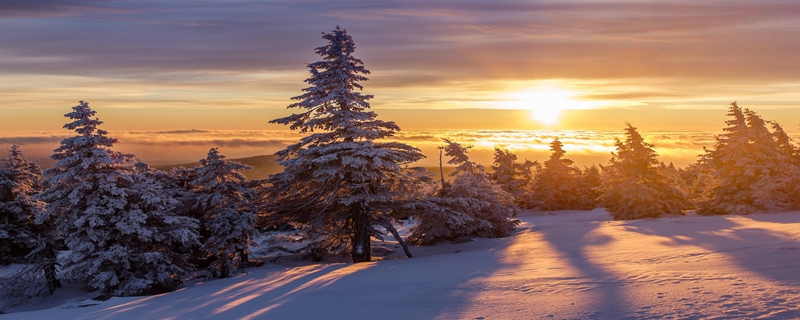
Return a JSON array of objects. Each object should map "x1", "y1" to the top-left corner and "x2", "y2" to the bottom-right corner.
[
  {"x1": 760, "y1": 120, "x2": 800, "y2": 208},
  {"x1": 266, "y1": 26, "x2": 424, "y2": 263},
  {"x1": 599, "y1": 124, "x2": 689, "y2": 220},
  {"x1": 490, "y1": 148, "x2": 538, "y2": 208},
  {"x1": 406, "y1": 139, "x2": 517, "y2": 245},
  {"x1": 531, "y1": 138, "x2": 586, "y2": 211},
  {"x1": 0, "y1": 145, "x2": 61, "y2": 308},
  {"x1": 189, "y1": 148, "x2": 256, "y2": 278},
  {"x1": 37, "y1": 101, "x2": 198, "y2": 297},
  {"x1": 697, "y1": 102, "x2": 796, "y2": 214},
  {"x1": 0, "y1": 145, "x2": 44, "y2": 264}
]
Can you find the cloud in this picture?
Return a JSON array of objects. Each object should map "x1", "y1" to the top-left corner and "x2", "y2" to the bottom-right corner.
[
  {"x1": 1, "y1": 0, "x2": 799, "y2": 127},
  {"x1": 129, "y1": 129, "x2": 211, "y2": 135},
  {"x1": 0, "y1": 0, "x2": 137, "y2": 18},
  {"x1": 0, "y1": 136, "x2": 66, "y2": 145}
]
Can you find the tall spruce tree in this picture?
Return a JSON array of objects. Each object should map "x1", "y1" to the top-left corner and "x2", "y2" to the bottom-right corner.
[
  {"x1": 266, "y1": 26, "x2": 424, "y2": 263},
  {"x1": 37, "y1": 101, "x2": 198, "y2": 296},
  {"x1": 599, "y1": 124, "x2": 689, "y2": 220}
]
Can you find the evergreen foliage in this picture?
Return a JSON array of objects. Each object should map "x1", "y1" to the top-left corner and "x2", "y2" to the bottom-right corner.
[
  {"x1": 0, "y1": 145, "x2": 61, "y2": 308},
  {"x1": 189, "y1": 148, "x2": 256, "y2": 278},
  {"x1": 698, "y1": 102, "x2": 798, "y2": 214},
  {"x1": 531, "y1": 139, "x2": 589, "y2": 210},
  {"x1": 599, "y1": 124, "x2": 689, "y2": 220},
  {"x1": 0, "y1": 145, "x2": 45, "y2": 264},
  {"x1": 266, "y1": 26, "x2": 424, "y2": 263},
  {"x1": 406, "y1": 140, "x2": 517, "y2": 245},
  {"x1": 490, "y1": 148, "x2": 538, "y2": 208},
  {"x1": 37, "y1": 101, "x2": 199, "y2": 296}
]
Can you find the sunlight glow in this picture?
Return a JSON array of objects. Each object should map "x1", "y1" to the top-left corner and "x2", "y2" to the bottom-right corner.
[
  {"x1": 503, "y1": 85, "x2": 599, "y2": 126},
  {"x1": 522, "y1": 87, "x2": 586, "y2": 125}
]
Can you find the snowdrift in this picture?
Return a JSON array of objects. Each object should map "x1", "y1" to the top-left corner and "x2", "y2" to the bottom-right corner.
[{"x1": 3, "y1": 209, "x2": 800, "y2": 319}]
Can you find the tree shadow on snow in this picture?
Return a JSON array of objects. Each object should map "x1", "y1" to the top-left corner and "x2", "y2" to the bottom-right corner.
[
  {"x1": 621, "y1": 212, "x2": 800, "y2": 286},
  {"x1": 532, "y1": 209, "x2": 633, "y2": 319}
]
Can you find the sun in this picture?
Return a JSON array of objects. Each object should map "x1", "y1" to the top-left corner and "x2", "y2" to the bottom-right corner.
[{"x1": 505, "y1": 85, "x2": 594, "y2": 126}]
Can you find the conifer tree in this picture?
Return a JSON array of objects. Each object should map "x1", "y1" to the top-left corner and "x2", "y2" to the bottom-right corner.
[
  {"x1": 0, "y1": 145, "x2": 61, "y2": 308},
  {"x1": 490, "y1": 149, "x2": 537, "y2": 208},
  {"x1": 532, "y1": 139, "x2": 583, "y2": 211},
  {"x1": 406, "y1": 140, "x2": 516, "y2": 245},
  {"x1": 698, "y1": 102, "x2": 794, "y2": 214},
  {"x1": 189, "y1": 148, "x2": 256, "y2": 278},
  {"x1": 37, "y1": 101, "x2": 198, "y2": 296},
  {"x1": 266, "y1": 26, "x2": 424, "y2": 263},
  {"x1": 0, "y1": 145, "x2": 44, "y2": 264},
  {"x1": 599, "y1": 124, "x2": 689, "y2": 220}
]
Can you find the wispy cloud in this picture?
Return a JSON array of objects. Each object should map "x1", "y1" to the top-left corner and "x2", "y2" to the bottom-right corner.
[{"x1": 1, "y1": 0, "x2": 799, "y2": 130}]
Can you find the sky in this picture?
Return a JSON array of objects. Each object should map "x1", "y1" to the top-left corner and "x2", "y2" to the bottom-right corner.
[{"x1": 2, "y1": 0, "x2": 800, "y2": 166}]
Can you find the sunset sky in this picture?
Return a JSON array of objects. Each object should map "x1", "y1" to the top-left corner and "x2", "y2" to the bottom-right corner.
[{"x1": 2, "y1": 1, "x2": 800, "y2": 166}]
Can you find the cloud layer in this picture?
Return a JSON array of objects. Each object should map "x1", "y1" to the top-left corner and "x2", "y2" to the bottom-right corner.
[
  {"x1": 1, "y1": 0, "x2": 799, "y2": 123},
  {"x1": 0, "y1": 128, "x2": 726, "y2": 169}
]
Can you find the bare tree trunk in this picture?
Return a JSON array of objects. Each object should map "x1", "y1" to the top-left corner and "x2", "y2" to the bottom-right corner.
[
  {"x1": 438, "y1": 147, "x2": 446, "y2": 189},
  {"x1": 41, "y1": 242, "x2": 61, "y2": 294},
  {"x1": 351, "y1": 204, "x2": 371, "y2": 263},
  {"x1": 383, "y1": 222, "x2": 412, "y2": 258}
]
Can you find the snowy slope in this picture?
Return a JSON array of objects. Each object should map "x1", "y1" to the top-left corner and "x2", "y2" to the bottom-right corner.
[{"x1": 4, "y1": 209, "x2": 800, "y2": 319}]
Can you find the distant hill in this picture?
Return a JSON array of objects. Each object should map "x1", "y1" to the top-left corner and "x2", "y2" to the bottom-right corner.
[
  {"x1": 152, "y1": 155, "x2": 283, "y2": 180},
  {"x1": 152, "y1": 156, "x2": 457, "y2": 181}
]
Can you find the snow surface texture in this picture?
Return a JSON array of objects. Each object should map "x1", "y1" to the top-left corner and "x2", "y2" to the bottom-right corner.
[{"x1": 3, "y1": 209, "x2": 800, "y2": 319}]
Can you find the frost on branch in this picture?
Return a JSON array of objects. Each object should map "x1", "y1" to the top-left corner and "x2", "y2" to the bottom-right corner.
[
  {"x1": 185, "y1": 148, "x2": 256, "y2": 278},
  {"x1": 598, "y1": 123, "x2": 689, "y2": 220},
  {"x1": 697, "y1": 102, "x2": 800, "y2": 215},
  {"x1": 265, "y1": 26, "x2": 423, "y2": 263},
  {"x1": 0, "y1": 145, "x2": 60, "y2": 308},
  {"x1": 37, "y1": 101, "x2": 198, "y2": 297},
  {"x1": 490, "y1": 148, "x2": 538, "y2": 209},
  {"x1": 407, "y1": 139, "x2": 517, "y2": 245}
]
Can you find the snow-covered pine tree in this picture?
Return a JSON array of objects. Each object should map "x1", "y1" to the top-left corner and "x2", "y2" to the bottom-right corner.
[
  {"x1": 189, "y1": 148, "x2": 256, "y2": 278},
  {"x1": 0, "y1": 145, "x2": 44, "y2": 264},
  {"x1": 531, "y1": 138, "x2": 585, "y2": 211},
  {"x1": 406, "y1": 139, "x2": 516, "y2": 245},
  {"x1": 698, "y1": 102, "x2": 794, "y2": 214},
  {"x1": 266, "y1": 26, "x2": 424, "y2": 263},
  {"x1": 37, "y1": 101, "x2": 199, "y2": 297},
  {"x1": 0, "y1": 145, "x2": 61, "y2": 308},
  {"x1": 490, "y1": 148, "x2": 538, "y2": 208},
  {"x1": 599, "y1": 123, "x2": 689, "y2": 220}
]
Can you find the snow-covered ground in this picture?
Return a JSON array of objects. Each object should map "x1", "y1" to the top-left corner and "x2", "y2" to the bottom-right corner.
[{"x1": 3, "y1": 208, "x2": 800, "y2": 319}]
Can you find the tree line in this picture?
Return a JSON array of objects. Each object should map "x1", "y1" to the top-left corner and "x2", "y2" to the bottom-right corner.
[{"x1": 2, "y1": 26, "x2": 799, "y2": 307}]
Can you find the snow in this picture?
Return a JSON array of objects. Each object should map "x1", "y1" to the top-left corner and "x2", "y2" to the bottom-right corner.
[{"x1": 4, "y1": 209, "x2": 800, "y2": 319}]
